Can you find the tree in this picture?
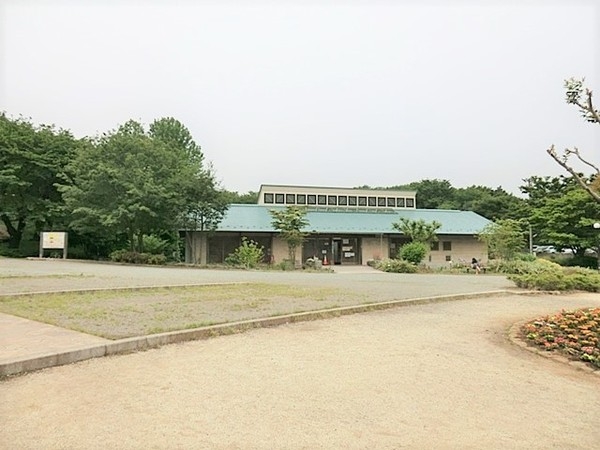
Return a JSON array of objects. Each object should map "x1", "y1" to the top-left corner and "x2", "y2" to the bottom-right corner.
[
  {"x1": 389, "y1": 179, "x2": 455, "y2": 209},
  {"x1": 478, "y1": 219, "x2": 525, "y2": 260},
  {"x1": 270, "y1": 206, "x2": 309, "y2": 267},
  {"x1": 60, "y1": 119, "x2": 208, "y2": 253},
  {"x1": 392, "y1": 218, "x2": 441, "y2": 243},
  {"x1": 149, "y1": 118, "x2": 228, "y2": 264},
  {"x1": 547, "y1": 78, "x2": 600, "y2": 203},
  {"x1": 0, "y1": 114, "x2": 78, "y2": 248},
  {"x1": 522, "y1": 176, "x2": 600, "y2": 255}
]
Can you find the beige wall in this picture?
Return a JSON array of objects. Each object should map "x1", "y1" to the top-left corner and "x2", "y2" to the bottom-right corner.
[
  {"x1": 271, "y1": 236, "x2": 294, "y2": 264},
  {"x1": 428, "y1": 235, "x2": 487, "y2": 268},
  {"x1": 361, "y1": 236, "x2": 389, "y2": 262}
]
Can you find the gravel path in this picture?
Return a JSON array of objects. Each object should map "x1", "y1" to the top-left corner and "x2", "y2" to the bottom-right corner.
[{"x1": 1, "y1": 259, "x2": 599, "y2": 449}]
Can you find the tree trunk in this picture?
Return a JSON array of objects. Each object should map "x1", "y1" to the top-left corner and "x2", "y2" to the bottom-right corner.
[
  {"x1": 137, "y1": 233, "x2": 144, "y2": 253},
  {"x1": 1, "y1": 214, "x2": 26, "y2": 249}
]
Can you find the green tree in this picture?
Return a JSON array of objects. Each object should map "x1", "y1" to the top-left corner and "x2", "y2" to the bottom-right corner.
[
  {"x1": 222, "y1": 190, "x2": 259, "y2": 204},
  {"x1": 60, "y1": 119, "x2": 205, "y2": 253},
  {"x1": 478, "y1": 219, "x2": 525, "y2": 260},
  {"x1": 0, "y1": 114, "x2": 78, "y2": 248},
  {"x1": 547, "y1": 78, "x2": 600, "y2": 203},
  {"x1": 225, "y1": 237, "x2": 264, "y2": 269},
  {"x1": 389, "y1": 179, "x2": 455, "y2": 209},
  {"x1": 392, "y1": 218, "x2": 441, "y2": 243},
  {"x1": 523, "y1": 179, "x2": 600, "y2": 255},
  {"x1": 270, "y1": 206, "x2": 309, "y2": 267}
]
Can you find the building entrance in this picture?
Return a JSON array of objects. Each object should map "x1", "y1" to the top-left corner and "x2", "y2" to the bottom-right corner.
[{"x1": 302, "y1": 236, "x2": 360, "y2": 265}]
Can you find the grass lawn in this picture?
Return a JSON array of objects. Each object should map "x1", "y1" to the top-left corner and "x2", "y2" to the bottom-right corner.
[{"x1": 0, "y1": 283, "x2": 367, "y2": 339}]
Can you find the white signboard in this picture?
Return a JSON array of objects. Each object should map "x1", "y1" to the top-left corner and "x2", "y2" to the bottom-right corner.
[
  {"x1": 40, "y1": 232, "x2": 68, "y2": 259},
  {"x1": 42, "y1": 232, "x2": 66, "y2": 249}
]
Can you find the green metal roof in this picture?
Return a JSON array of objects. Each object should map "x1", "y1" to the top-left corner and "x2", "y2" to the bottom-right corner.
[{"x1": 210, "y1": 204, "x2": 491, "y2": 235}]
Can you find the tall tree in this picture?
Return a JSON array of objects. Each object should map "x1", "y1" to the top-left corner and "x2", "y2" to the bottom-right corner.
[
  {"x1": 60, "y1": 119, "x2": 212, "y2": 252},
  {"x1": 547, "y1": 78, "x2": 600, "y2": 202},
  {"x1": 522, "y1": 176, "x2": 600, "y2": 255},
  {"x1": 270, "y1": 206, "x2": 309, "y2": 267},
  {"x1": 0, "y1": 114, "x2": 78, "y2": 248}
]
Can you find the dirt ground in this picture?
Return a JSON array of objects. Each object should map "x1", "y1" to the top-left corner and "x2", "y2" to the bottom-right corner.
[{"x1": 1, "y1": 259, "x2": 599, "y2": 449}]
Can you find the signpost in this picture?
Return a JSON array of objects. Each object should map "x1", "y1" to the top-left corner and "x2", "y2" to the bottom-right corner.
[{"x1": 39, "y1": 232, "x2": 68, "y2": 259}]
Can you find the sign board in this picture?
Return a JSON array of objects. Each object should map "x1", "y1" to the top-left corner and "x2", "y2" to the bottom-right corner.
[
  {"x1": 42, "y1": 232, "x2": 66, "y2": 249},
  {"x1": 39, "y1": 232, "x2": 68, "y2": 258}
]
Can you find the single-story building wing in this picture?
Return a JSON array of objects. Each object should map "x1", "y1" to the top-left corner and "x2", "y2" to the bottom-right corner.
[{"x1": 183, "y1": 185, "x2": 492, "y2": 267}]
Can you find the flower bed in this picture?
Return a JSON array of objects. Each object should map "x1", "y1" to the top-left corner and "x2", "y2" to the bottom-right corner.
[{"x1": 521, "y1": 307, "x2": 600, "y2": 369}]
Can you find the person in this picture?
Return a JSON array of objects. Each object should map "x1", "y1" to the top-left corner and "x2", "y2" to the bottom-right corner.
[{"x1": 471, "y1": 257, "x2": 481, "y2": 274}]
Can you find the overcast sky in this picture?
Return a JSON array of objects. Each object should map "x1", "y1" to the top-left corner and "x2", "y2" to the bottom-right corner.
[{"x1": 1, "y1": 0, "x2": 599, "y2": 195}]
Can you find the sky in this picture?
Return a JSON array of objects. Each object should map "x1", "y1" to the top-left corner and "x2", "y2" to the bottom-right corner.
[{"x1": 1, "y1": 0, "x2": 599, "y2": 196}]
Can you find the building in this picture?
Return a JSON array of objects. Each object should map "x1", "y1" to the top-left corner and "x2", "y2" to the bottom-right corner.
[{"x1": 184, "y1": 184, "x2": 491, "y2": 267}]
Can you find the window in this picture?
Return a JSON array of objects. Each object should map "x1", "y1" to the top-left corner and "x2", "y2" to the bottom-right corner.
[
  {"x1": 338, "y1": 196, "x2": 347, "y2": 206},
  {"x1": 327, "y1": 195, "x2": 337, "y2": 205},
  {"x1": 387, "y1": 197, "x2": 396, "y2": 207},
  {"x1": 358, "y1": 196, "x2": 367, "y2": 206},
  {"x1": 285, "y1": 194, "x2": 295, "y2": 204},
  {"x1": 307, "y1": 194, "x2": 317, "y2": 205},
  {"x1": 406, "y1": 198, "x2": 415, "y2": 207},
  {"x1": 396, "y1": 198, "x2": 405, "y2": 207},
  {"x1": 348, "y1": 196, "x2": 357, "y2": 206},
  {"x1": 378, "y1": 197, "x2": 386, "y2": 206},
  {"x1": 264, "y1": 193, "x2": 274, "y2": 204},
  {"x1": 317, "y1": 195, "x2": 327, "y2": 205},
  {"x1": 368, "y1": 196, "x2": 376, "y2": 206},
  {"x1": 445, "y1": 255, "x2": 452, "y2": 262},
  {"x1": 297, "y1": 194, "x2": 306, "y2": 205},
  {"x1": 431, "y1": 242, "x2": 439, "y2": 251},
  {"x1": 442, "y1": 241, "x2": 452, "y2": 251},
  {"x1": 275, "y1": 193, "x2": 284, "y2": 204}
]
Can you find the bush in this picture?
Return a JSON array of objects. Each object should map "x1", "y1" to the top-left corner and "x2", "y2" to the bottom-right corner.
[
  {"x1": 142, "y1": 235, "x2": 170, "y2": 255},
  {"x1": 375, "y1": 258, "x2": 418, "y2": 273},
  {"x1": 508, "y1": 264, "x2": 600, "y2": 291},
  {"x1": 225, "y1": 237, "x2": 264, "y2": 269},
  {"x1": 398, "y1": 241, "x2": 428, "y2": 265},
  {"x1": 109, "y1": 250, "x2": 166, "y2": 265}
]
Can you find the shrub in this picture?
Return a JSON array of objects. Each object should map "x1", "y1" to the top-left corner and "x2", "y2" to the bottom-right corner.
[
  {"x1": 398, "y1": 241, "x2": 428, "y2": 265},
  {"x1": 375, "y1": 258, "x2": 418, "y2": 273},
  {"x1": 508, "y1": 264, "x2": 600, "y2": 291},
  {"x1": 109, "y1": 250, "x2": 165, "y2": 265},
  {"x1": 142, "y1": 235, "x2": 170, "y2": 255},
  {"x1": 225, "y1": 237, "x2": 264, "y2": 269}
]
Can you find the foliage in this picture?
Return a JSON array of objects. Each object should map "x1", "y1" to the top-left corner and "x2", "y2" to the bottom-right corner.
[
  {"x1": 388, "y1": 179, "x2": 526, "y2": 220},
  {"x1": 0, "y1": 114, "x2": 79, "y2": 248},
  {"x1": 270, "y1": 206, "x2": 309, "y2": 266},
  {"x1": 398, "y1": 241, "x2": 428, "y2": 265},
  {"x1": 139, "y1": 234, "x2": 171, "y2": 255},
  {"x1": 222, "y1": 190, "x2": 259, "y2": 204},
  {"x1": 522, "y1": 307, "x2": 600, "y2": 369},
  {"x1": 478, "y1": 219, "x2": 525, "y2": 260},
  {"x1": 392, "y1": 218, "x2": 441, "y2": 243},
  {"x1": 59, "y1": 118, "x2": 222, "y2": 260},
  {"x1": 374, "y1": 258, "x2": 418, "y2": 273},
  {"x1": 225, "y1": 237, "x2": 264, "y2": 269},
  {"x1": 109, "y1": 250, "x2": 167, "y2": 265},
  {"x1": 521, "y1": 176, "x2": 600, "y2": 255},
  {"x1": 507, "y1": 261, "x2": 600, "y2": 292}
]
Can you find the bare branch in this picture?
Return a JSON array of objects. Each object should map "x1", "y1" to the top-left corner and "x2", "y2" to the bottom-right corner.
[
  {"x1": 585, "y1": 89, "x2": 600, "y2": 124},
  {"x1": 546, "y1": 145, "x2": 600, "y2": 203},
  {"x1": 565, "y1": 147, "x2": 600, "y2": 175}
]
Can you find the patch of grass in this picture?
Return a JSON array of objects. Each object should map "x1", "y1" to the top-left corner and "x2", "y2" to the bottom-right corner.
[{"x1": 0, "y1": 283, "x2": 361, "y2": 339}]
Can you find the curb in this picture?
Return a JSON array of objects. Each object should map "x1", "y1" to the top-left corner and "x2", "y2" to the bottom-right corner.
[{"x1": 0, "y1": 289, "x2": 521, "y2": 378}]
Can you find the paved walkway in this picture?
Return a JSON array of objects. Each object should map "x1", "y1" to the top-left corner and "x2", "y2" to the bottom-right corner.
[{"x1": 0, "y1": 258, "x2": 515, "y2": 376}]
